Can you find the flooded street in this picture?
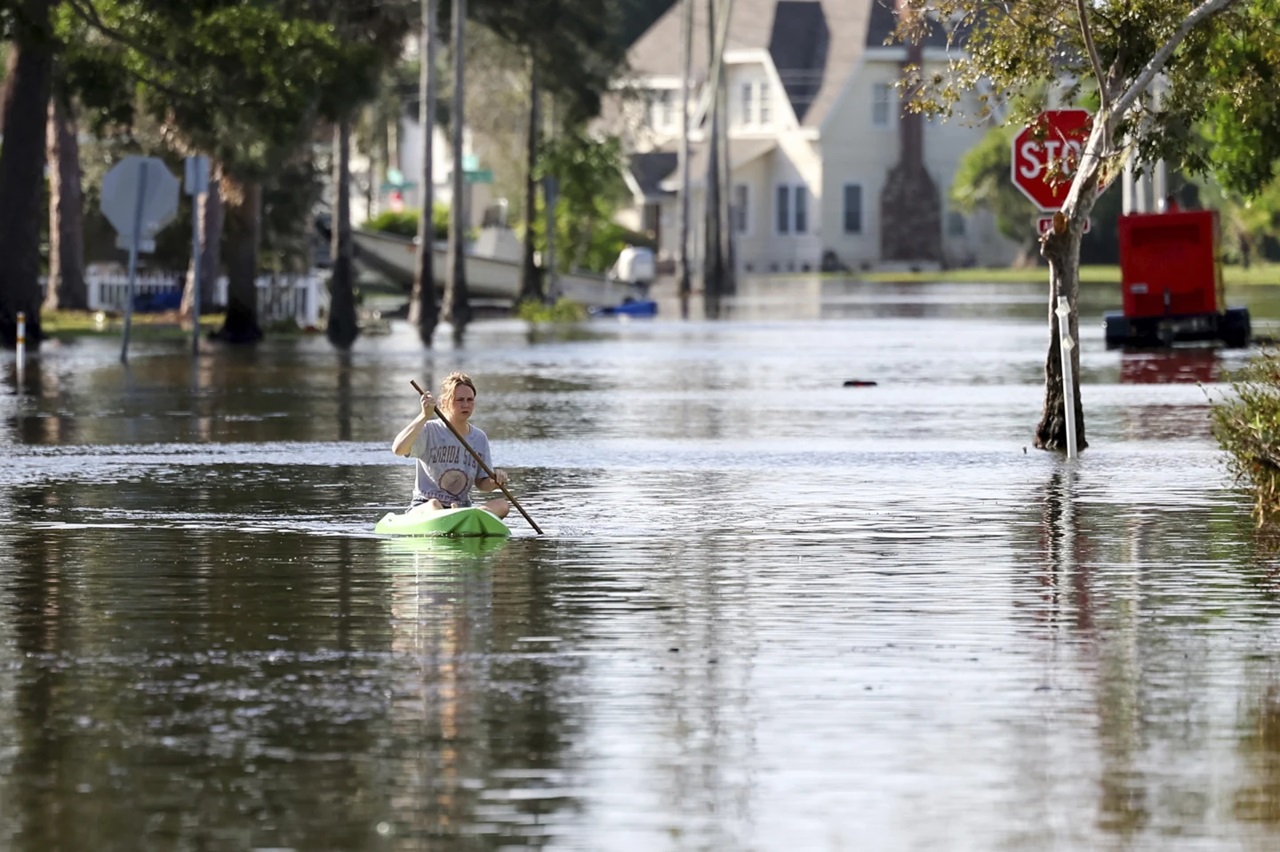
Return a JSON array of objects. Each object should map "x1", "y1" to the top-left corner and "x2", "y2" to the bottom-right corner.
[{"x1": 3, "y1": 279, "x2": 1280, "y2": 850}]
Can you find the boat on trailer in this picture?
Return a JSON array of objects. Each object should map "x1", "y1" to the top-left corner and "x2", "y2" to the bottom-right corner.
[{"x1": 375, "y1": 505, "x2": 512, "y2": 538}]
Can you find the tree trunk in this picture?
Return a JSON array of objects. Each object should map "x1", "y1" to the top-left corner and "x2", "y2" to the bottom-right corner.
[
  {"x1": 717, "y1": 30, "x2": 735, "y2": 299},
  {"x1": 442, "y1": 0, "x2": 471, "y2": 341},
  {"x1": 0, "y1": 0, "x2": 55, "y2": 350},
  {"x1": 409, "y1": 0, "x2": 439, "y2": 345},
  {"x1": 44, "y1": 91, "x2": 87, "y2": 312},
  {"x1": 218, "y1": 178, "x2": 264, "y2": 344},
  {"x1": 182, "y1": 159, "x2": 224, "y2": 318},
  {"x1": 1034, "y1": 227, "x2": 1088, "y2": 453},
  {"x1": 677, "y1": 0, "x2": 693, "y2": 319},
  {"x1": 701, "y1": 0, "x2": 723, "y2": 320},
  {"x1": 519, "y1": 62, "x2": 543, "y2": 304},
  {"x1": 328, "y1": 119, "x2": 360, "y2": 349}
]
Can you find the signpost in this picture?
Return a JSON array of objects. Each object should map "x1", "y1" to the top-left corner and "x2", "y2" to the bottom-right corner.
[
  {"x1": 101, "y1": 155, "x2": 180, "y2": 363},
  {"x1": 1011, "y1": 109, "x2": 1092, "y2": 212},
  {"x1": 184, "y1": 155, "x2": 210, "y2": 355}
]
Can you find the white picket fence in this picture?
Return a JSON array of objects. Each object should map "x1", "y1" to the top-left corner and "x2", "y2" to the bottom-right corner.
[{"x1": 76, "y1": 270, "x2": 328, "y2": 328}]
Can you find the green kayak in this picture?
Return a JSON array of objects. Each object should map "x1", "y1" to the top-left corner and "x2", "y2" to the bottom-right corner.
[{"x1": 375, "y1": 506, "x2": 511, "y2": 538}]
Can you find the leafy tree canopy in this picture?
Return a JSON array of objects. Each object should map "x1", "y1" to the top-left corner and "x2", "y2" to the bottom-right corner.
[
  {"x1": 899, "y1": 0, "x2": 1280, "y2": 199},
  {"x1": 469, "y1": 0, "x2": 628, "y2": 124},
  {"x1": 60, "y1": 0, "x2": 414, "y2": 177}
]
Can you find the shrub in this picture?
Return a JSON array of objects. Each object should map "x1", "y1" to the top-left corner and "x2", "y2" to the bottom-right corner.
[
  {"x1": 1211, "y1": 349, "x2": 1280, "y2": 520},
  {"x1": 364, "y1": 204, "x2": 450, "y2": 241},
  {"x1": 514, "y1": 297, "x2": 588, "y2": 324}
]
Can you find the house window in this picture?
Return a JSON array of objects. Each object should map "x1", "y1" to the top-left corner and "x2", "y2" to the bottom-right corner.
[
  {"x1": 777, "y1": 184, "x2": 809, "y2": 235},
  {"x1": 738, "y1": 81, "x2": 773, "y2": 128},
  {"x1": 650, "y1": 89, "x2": 675, "y2": 131},
  {"x1": 872, "y1": 83, "x2": 893, "y2": 127},
  {"x1": 732, "y1": 184, "x2": 749, "y2": 234},
  {"x1": 843, "y1": 184, "x2": 863, "y2": 234},
  {"x1": 947, "y1": 210, "x2": 967, "y2": 236}
]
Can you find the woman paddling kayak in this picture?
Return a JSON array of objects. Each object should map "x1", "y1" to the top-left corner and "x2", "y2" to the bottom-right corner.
[{"x1": 391, "y1": 372, "x2": 511, "y2": 519}]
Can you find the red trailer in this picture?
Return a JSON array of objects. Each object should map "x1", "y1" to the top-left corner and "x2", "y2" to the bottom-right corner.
[{"x1": 1104, "y1": 209, "x2": 1250, "y2": 348}]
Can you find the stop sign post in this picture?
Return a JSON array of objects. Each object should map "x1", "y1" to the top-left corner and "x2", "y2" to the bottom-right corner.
[
  {"x1": 100, "y1": 155, "x2": 180, "y2": 363},
  {"x1": 1011, "y1": 109, "x2": 1092, "y2": 212}
]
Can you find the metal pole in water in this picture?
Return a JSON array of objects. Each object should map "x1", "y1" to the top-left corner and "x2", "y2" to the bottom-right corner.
[
  {"x1": 121, "y1": 161, "x2": 150, "y2": 364},
  {"x1": 16, "y1": 311, "x2": 26, "y2": 374},
  {"x1": 191, "y1": 221, "x2": 201, "y2": 355},
  {"x1": 1056, "y1": 295, "x2": 1078, "y2": 459},
  {"x1": 186, "y1": 156, "x2": 209, "y2": 356}
]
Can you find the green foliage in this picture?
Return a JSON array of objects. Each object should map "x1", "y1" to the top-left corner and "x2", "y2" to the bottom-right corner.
[
  {"x1": 950, "y1": 124, "x2": 1027, "y2": 245},
  {"x1": 473, "y1": 0, "x2": 628, "y2": 125},
  {"x1": 514, "y1": 297, "x2": 588, "y2": 323},
  {"x1": 364, "y1": 205, "x2": 451, "y2": 241},
  {"x1": 1212, "y1": 350, "x2": 1280, "y2": 521},
  {"x1": 900, "y1": 1, "x2": 1280, "y2": 203},
  {"x1": 58, "y1": 0, "x2": 414, "y2": 180},
  {"x1": 531, "y1": 130, "x2": 635, "y2": 273}
]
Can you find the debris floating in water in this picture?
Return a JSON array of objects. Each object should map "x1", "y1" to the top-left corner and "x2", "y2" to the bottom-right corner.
[{"x1": 843, "y1": 380, "x2": 878, "y2": 387}]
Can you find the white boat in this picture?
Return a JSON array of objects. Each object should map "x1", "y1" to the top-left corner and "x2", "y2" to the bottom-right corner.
[{"x1": 352, "y1": 227, "x2": 637, "y2": 309}]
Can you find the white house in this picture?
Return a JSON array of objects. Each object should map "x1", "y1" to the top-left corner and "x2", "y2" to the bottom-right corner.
[{"x1": 616, "y1": 0, "x2": 1017, "y2": 275}]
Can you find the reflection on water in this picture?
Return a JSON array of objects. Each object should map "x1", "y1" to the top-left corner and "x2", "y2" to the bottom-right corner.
[{"x1": 3, "y1": 280, "x2": 1280, "y2": 848}]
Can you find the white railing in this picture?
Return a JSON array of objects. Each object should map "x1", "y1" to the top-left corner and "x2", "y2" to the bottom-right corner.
[{"x1": 75, "y1": 270, "x2": 327, "y2": 329}]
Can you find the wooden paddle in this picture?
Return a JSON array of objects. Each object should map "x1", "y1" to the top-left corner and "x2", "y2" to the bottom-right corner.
[{"x1": 410, "y1": 380, "x2": 544, "y2": 535}]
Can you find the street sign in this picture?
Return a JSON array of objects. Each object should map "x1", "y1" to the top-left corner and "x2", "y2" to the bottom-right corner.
[
  {"x1": 1011, "y1": 109, "x2": 1092, "y2": 211},
  {"x1": 1036, "y1": 216, "x2": 1091, "y2": 235},
  {"x1": 101, "y1": 155, "x2": 180, "y2": 252},
  {"x1": 101, "y1": 155, "x2": 181, "y2": 364}
]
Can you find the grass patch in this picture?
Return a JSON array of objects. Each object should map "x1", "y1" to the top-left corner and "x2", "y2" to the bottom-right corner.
[
  {"x1": 858, "y1": 262, "x2": 1280, "y2": 287},
  {"x1": 514, "y1": 298, "x2": 588, "y2": 324},
  {"x1": 42, "y1": 310, "x2": 224, "y2": 340},
  {"x1": 860, "y1": 265, "x2": 1121, "y2": 284}
]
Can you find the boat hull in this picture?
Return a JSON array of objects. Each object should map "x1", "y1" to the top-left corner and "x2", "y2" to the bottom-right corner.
[
  {"x1": 375, "y1": 506, "x2": 512, "y2": 538},
  {"x1": 352, "y1": 228, "x2": 637, "y2": 309}
]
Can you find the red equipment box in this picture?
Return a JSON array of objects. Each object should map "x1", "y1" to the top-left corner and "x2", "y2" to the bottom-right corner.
[{"x1": 1117, "y1": 210, "x2": 1222, "y2": 319}]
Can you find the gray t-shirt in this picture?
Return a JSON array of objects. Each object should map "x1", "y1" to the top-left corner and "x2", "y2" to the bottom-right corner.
[{"x1": 408, "y1": 419, "x2": 492, "y2": 506}]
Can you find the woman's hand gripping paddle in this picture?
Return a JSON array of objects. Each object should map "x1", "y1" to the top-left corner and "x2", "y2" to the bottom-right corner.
[{"x1": 410, "y1": 380, "x2": 544, "y2": 535}]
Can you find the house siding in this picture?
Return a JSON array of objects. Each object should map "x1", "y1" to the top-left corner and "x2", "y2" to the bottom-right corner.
[{"x1": 617, "y1": 0, "x2": 1019, "y2": 276}]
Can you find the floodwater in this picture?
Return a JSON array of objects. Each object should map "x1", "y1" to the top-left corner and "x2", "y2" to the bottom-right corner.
[{"x1": 2, "y1": 279, "x2": 1280, "y2": 851}]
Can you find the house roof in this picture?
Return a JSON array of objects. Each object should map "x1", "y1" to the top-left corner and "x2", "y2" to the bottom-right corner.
[
  {"x1": 627, "y1": 0, "x2": 877, "y2": 129},
  {"x1": 629, "y1": 150, "x2": 680, "y2": 199},
  {"x1": 658, "y1": 138, "x2": 777, "y2": 192}
]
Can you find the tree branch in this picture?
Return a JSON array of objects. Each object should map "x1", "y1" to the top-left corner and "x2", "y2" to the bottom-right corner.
[
  {"x1": 1075, "y1": 0, "x2": 1110, "y2": 149},
  {"x1": 1110, "y1": 0, "x2": 1241, "y2": 119},
  {"x1": 62, "y1": 0, "x2": 195, "y2": 103}
]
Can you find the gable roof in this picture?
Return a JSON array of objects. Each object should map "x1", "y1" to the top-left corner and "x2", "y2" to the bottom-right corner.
[
  {"x1": 629, "y1": 150, "x2": 680, "y2": 199},
  {"x1": 627, "y1": 0, "x2": 875, "y2": 128}
]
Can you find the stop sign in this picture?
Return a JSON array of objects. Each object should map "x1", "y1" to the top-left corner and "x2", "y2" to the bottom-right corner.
[
  {"x1": 1011, "y1": 109, "x2": 1093, "y2": 211},
  {"x1": 101, "y1": 155, "x2": 180, "y2": 252}
]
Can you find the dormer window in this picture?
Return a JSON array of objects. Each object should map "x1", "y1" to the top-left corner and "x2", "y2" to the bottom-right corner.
[
  {"x1": 737, "y1": 80, "x2": 773, "y2": 128},
  {"x1": 648, "y1": 89, "x2": 677, "y2": 133}
]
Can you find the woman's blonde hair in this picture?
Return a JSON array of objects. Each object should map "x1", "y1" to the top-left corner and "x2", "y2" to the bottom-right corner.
[{"x1": 439, "y1": 372, "x2": 477, "y2": 410}]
